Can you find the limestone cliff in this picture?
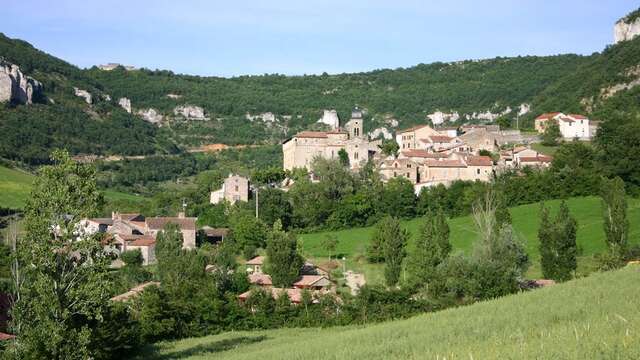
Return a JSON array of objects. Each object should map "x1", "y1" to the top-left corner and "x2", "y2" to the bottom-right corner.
[
  {"x1": 317, "y1": 109, "x2": 340, "y2": 129},
  {"x1": 615, "y1": 10, "x2": 640, "y2": 44},
  {"x1": 137, "y1": 108, "x2": 164, "y2": 124},
  {"x1": 73, "y1": 87, "x2": 93, "y2": 104},
  {"x1": 174, "y1": 105, "x2": 208, "y2": 120},
  {"x1": 0, "y1": 60, "x2": 42, "y2": 104},
  {"x1": 118, "y1": 97, "x2": 132, "y2": 113}
]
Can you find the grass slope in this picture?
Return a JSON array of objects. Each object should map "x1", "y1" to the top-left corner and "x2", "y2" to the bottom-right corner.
[
  {"x1": 299, "y1": 196, "x2": 640, "y2": 281},
  {"x1": 0, "y1": 165, "x2": 147, "y2": 210},
  {"x1": 137, "y1": 265, "x2": 640, "y2": 360}
]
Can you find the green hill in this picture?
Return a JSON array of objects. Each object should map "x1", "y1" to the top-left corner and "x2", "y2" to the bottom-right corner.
[
  {"x1": 0, "y1": 165, "x2": 148, "y2": 211},
  {"x1": 299, "y1": 196, "x2": 640, "y2": 281},
  {"x1": 136, "y1": 265, "x2": 640, "y2": 359}
]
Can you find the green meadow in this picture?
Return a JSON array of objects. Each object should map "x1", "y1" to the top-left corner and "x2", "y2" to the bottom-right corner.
[
  {"x1": 136, "y1": 265, "x2": 640, "y2": 359},
  {"x1": 299, "y1": 196, "x2": 640, "y2": 281},
  {"x1": 0, "y1": 165, "x2": 148, "y2": 210}
]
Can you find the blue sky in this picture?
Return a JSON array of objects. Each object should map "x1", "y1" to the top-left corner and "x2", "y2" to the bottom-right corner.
[{"x1": 2, "y1": 0, "x2": 638, "y2": 76}]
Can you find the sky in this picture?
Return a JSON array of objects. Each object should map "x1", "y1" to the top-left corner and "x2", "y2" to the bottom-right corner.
[{"x1": 2, "y1": 0, "x2": 638, "y2": 77}]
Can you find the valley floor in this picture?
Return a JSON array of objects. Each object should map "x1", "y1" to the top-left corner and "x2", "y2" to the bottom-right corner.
[{"x1": 135, "y1": 265, "x2": 640, "y2": 359}]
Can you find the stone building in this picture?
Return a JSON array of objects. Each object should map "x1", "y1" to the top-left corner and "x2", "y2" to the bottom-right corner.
[
  {"x1": 282, "y1": 107, "x2": 380, "y2": 171},
  {"x1": 210, "y1": 174, "x2": 250, "y2": 205}
]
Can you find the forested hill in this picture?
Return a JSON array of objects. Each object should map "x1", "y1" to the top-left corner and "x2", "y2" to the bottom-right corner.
[
  {"x1": 0, "y1": 33, "x2": 178, "y2": 165},
  {"x1": 3, "y1": 29, "x2": 640, "y2": 165}
]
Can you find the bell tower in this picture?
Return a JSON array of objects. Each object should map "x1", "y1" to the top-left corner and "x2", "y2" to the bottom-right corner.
[{"x1": 345, "y1": 106, "x2": 364, "y2": 139}]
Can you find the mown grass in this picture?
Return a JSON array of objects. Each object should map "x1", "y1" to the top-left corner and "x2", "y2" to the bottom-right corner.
[
  {"x1": 0, "y1": 165, "x2": 148, "y2": 210},
  {"x1": 136, "y1": 265, "x2": 640, "y2": 360},
  {"x1": 299, "y1": 196, "x2": 640, "y2": 281}
]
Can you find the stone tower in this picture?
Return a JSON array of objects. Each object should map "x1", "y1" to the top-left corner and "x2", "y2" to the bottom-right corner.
[{"x1": 345, "y1": 107, "x2": 364, "y2": 139}]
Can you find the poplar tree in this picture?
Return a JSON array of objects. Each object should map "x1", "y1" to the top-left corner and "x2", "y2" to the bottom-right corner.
[
  {"x1": 554, "y1": 201, "x2": 577, "y2": 281},
  {"x1": 601, "y1": 177, "x2": 629, "y2": 258},
  {"x1": 407, "y1": 209, "x2": 451, "y2": 287},
  {"x1": 265, "y1": 220, "x2": 304, "y2": 287},
  {"x1": 538, "y1": 204, "x2": 556, "y2": 279},
  {"x1": 382, "y1": 217, "x2": 409, "y2": 287}
]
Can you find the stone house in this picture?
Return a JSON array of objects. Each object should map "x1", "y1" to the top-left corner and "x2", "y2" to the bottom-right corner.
[
  {"x1": 379, "y1": 156, "x2": 420, "y2": 184},
  {"x1": 459, "y1": 127, "x2": 499, "y2": 154},
  {"x1": 395, "y1": 124, "x2": 441, "y2": 150},
  {"x1": 210, "y1": 174, "x2": 250, "y2": 205},
  {"x1": 282, "y1": 107, "x2": 380, "y2": 171},
  {"x1": 500, "y1": 146, "x2": 553, "y2": 168},
  {"x1": 246, "y1": 256, "x2": 265, "y2": 274}
]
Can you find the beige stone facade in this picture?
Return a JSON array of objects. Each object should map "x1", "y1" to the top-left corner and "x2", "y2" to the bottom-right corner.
[
  {"x1": 210, "y1": 174, "x2": 250, "y2": 205},
  {"x1": 282, "y1": 108, "x2": 380, "y2": 171}
]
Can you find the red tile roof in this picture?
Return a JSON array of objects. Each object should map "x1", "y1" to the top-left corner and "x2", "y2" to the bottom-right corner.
[
  {"x1": 0, "y1": 333, "x2": 15, "y2": 341},
  {"x1": 397, "y1": 124, "x2": 429, "y2": 134},
  {"x1": 401, "y1": 150, "x2": 447, "y2": 158},
  {"x1": 293, "y1": 275, "x2": 330, "y2": 288},
  {"x1": 558, "y1": 117, "x2": 575, "y2": 123},
  {"x1": 520, "y1": 155, "x2": 553, "y2": 163},
  {"x1": 428, "y1": 135, "x2": 454, "y2": 143},
  {"x1": 294, "y1": 131, "x2": 328, "y2": 139},
  {"x1": 425, "y1": 160, "x2": 466, "y2": 168},
  {"x1": 248, "y1": 273, "x2": 272, "y2": 286},
  {"x1": 535, "y1": 112, "x2": 561, "y2": 120},
  {"x1": 568, "y1": 114, "x2": 587, "y2": 120},
  {"x1": 129, "y1": 237, "x2": 156, "y2": 247},
  {"x1": 246, "y1": 256, "x2": 265, "y2": 265},
  {"x1": 238, "y1": 288, "x2": 308, "y2": 304},
  {"x1": 465, "y1": 155, "x2": 493, "y2": 166}
]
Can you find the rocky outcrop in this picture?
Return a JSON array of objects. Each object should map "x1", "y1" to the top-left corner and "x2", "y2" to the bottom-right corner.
[
  {"x1": 614, "y1": 12, "x2": 640, "y2": 43},
  {"x1": 518, "y1": 103, "x2": 530, "y2": 116},
  {"x1": 118, "y1": 97, "x2": 132, "y2": 113},
  {"x1": 137, "y1": 108, "x2": 163, "y2": 124},
  {"x1": 369, "y1": 127, "x2": 393, "y2": 140},
  {"x1": 174, "y1": 105, "x2": 208, "y2": 120},
  {"x1": 317, "y1": 109, "x2": 340, "y2": 129},
  {"x1": 427, "y1": 111, "x2": 460, "y2": 125},
  {"x1": 0, "y1": 60, "x2": 42, "y2": 104},
  {"x1": 73, "y1": 87, "x2": 92, "y2": 104},
  {"x1": 600, "y1": 65, "x2": 640, "y2": 99},
  {"x1": 246, "y1": 112, "x2": 276, "y2": 122}
]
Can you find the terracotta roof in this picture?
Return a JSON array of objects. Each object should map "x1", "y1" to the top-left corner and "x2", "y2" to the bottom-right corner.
[
  {"x1": 326, "y1": 130, "x2": 348, "y2": 135},
  {"x1": 146, "y1": 217, "x2": 197, "y2": 231},
  {"x1": 437, "y1": 126, "x2": 459, "y2": 131},
  {"x1": 110, "y1": 281, "x2": 160, "y2": 302},
  {"x1": 294, "y1": 131, "x2": 328, "y2": 139},
  {"x1": 568, "y1": 114, "x2": 587, "y2": 120},
  {"x1": 293, "y1": 275, "x2": 330, "y2": 287},
  {"x1": 535, "y1": 112, "x2": 561, "y2": 120},
  {"x1": 246, "y1": 255, "x2": 265, "y2": 265},
  {"x1": 248, "y1": 273, "x2": 272, "y2": 286},
  {"x1": 129, "y1": 237, "x2": 156, "y2": 247},
  {"x1": 558, "y1": 117, "x2": 575, "y2": 123},
  {"x1": 119, "y1": 213, "x2": 145, "y2": 221},
  {"x1": 465, "y1": 155, "x2": 493, "y2": 166},
  {"x1": 428, "y1": 135, "x2": 454, "y2": 143},
  {"x1": 512, "y1": 146, "x2": 528, "y2": 154},
  {"x1": 401, "y1": 150, "x2": 447, "y2": 158},
  {"x1": 0, "y1": 333, "x2": 15, "y2": 341},
  {"x1": 425, "y1": 160, "x2": 466, "y2": 168},
  {"x1": 397, "y1": 124, "x2": 429, "y2": 134},
  {"x1": 520, "y1": 155, "x2": 553, "y2": 163},
  {"x1": 238, "y1": 288, "x2": 308, "y2": 304}
]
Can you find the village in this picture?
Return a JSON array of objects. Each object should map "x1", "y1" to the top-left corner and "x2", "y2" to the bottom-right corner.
[{"x1": 75, "y1": 106, "x2": 597, "y2": 306}]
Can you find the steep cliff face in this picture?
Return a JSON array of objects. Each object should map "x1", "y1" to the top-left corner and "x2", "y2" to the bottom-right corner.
[
  {"x1": 0, "y1": 60, "x2": 42, "y2": 104},
  {"x1": 615, "y1": 10, "x2": 640, "y2": 43}
]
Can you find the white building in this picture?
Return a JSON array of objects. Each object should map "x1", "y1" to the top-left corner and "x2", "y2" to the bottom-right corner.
[{"x1": 535, "y1": 113, "x2": 591, "y2": 140}]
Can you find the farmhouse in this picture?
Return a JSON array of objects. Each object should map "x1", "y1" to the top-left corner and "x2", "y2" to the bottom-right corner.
[
  {"x1": 534, "y1": 112, "x2": 591, "y2": 140},
  {"x1": 210, "y1": 174, "x2": 250, "y2": 205},
  {"x1": 282, "y1": 108, "x2": 381, "y2": 171},
  {"x1": 81, "y1": 212, "x2": 198, "y2": 265},
  {"x1": 499, "y1": 146, "x2": 553, "y2": 168},
  {"x1": 246, "y1": 256, "x2": 265, "y2": 274}
]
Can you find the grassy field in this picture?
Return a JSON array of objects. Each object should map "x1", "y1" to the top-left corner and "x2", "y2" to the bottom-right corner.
[
  {"x1": 136, "y1": 265, "x2": 640, "y2": 360},
  {"x1": 0, "y1": 165, "x2": 148, "y2": 210},
  {"x1": 530, "y1": 143, "x2": 559, "y2": 156},
  {"x1": 299, "y1": 196, "x2": 640, "y2": 281}
]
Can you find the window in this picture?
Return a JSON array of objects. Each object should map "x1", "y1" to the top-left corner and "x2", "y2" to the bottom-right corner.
[
  {"x1": 235, "y1": 185, "x2": 239, "y2": 191},
  {"x1": 394, "y1": 163, "x2": 398, "y2": 168},
  {"x1": 476, "y1": 169, "x2": 480, "y2": 175},
  {"x1": 406, "y1": 172, "x2": 410, "y2": 178},
  {"x1": 407, "y1": 164, "x2": 411, "y2": 168},
  {"x1": 354, "y1": 152, "x2": 359, "y2": 160},
  {"x1": 393, "y1": 171, "x2": 397, "y2": 177}
]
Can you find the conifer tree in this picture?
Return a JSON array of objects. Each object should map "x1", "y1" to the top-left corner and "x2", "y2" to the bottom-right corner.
[
  {"x1": 538, "y1": 204, "x2": 556, "y2": 279},
  {"x1": 265, "y1": 220, "x2": 304, "y2": 287},
  {"x1": 407, "y1": 209, "x2": 451, "y2": 287},
  {"x1": 382, "y1": 217, "x2": 409, "y2": 287},
  {"x1": 554, "y1": 201, "x2": 577, "y2": 281},
  {"x1": 601, "y1": 177, "x2": 629, "y2": 258}
]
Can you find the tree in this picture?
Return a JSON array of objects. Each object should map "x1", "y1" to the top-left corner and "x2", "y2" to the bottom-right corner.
[
  {"x1": 538, "y1": 201, "x2": 577, "y2": 281},
  {"x1": 601, "y1": 177, "x2": 629, "y2": 259},
  {"x1": 494, "y1": 190, "x2": 512, "y2": 233},
  {"x1": 265, "y1": 220, "x2": 304, "y2": 287},
  {"x1": 538, "y1": 204, "x2": 555, "y2": 279},
  {"x1": 321, "y1": 234, "x2": 339, "y2": 260},
  {"x1": 407, "y1": 209, "x2": 451, "y2": 287},
  {"x1": 379, "y1": 139, "x2": 399, "y2": 157},
  {"x1": 381, "y1": 177, "x2": 416, "y2": 218},
  {"x1": 378, "y1": 217, "x2": 409, "y2": 287},
  {"x1": 257, "y1": 188, "x2": 292, "y2": 229},
  {"x1": 228, "y1": 211, "x2": 268, "y2": 258},
  {"x1": 120, "y1": 249, "x2": 144, "y2": 267},
  {"x1": 10, "y1": 150, "x2": 112, "y2": 359},
  {"x1": 542, "y1": 121, "x2": 561, "y2": 146},
  {"x1": 337, "y1": 148, "x2": 350, "y2": 167}
]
